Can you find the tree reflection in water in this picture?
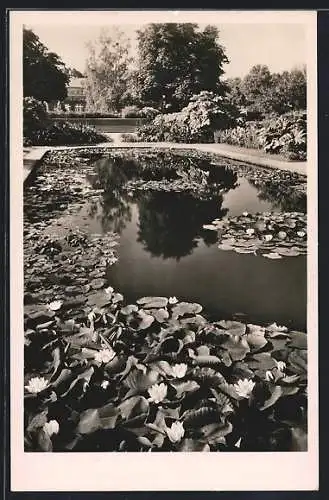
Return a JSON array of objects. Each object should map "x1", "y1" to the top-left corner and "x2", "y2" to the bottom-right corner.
[{"x1": 136, "y1": 191, "x2": 229, "y2": 259}]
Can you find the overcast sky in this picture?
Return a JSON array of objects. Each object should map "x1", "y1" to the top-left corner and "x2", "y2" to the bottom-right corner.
[{"x1": 27, "y1": 22, "x2": 306, "y2": 79}]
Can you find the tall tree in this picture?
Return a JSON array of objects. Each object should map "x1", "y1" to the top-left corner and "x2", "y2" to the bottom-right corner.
[
  {"x1": 136, "y1": 23, "x2": 228, "y2": 111},
  {"x1": 23, "y1": 28, "x2": 69, "y2": 102},
  {"x1": 84, "y1": 27, "x2": 133, "y2": 113}
]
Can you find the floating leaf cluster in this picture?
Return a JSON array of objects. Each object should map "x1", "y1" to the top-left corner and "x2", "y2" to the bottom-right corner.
[{"x1": 204, "y1": 211, "x2": 307, "y2": 258}]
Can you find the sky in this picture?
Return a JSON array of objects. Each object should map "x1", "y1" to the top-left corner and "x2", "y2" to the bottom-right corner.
[{"x1": 26, "y1": 22, "x2": 306, "y2": 79}]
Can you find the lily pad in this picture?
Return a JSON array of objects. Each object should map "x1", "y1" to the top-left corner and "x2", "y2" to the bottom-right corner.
[
  {"x1": 136, "y1": 296, "x2": 168, "y2": 308},
  {"x1": 171, "y1": 302, "x2": 202, "y2": 319}
]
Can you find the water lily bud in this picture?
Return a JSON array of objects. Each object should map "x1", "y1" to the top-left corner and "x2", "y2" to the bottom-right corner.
[
  {"x1": 168, "y1": 296, "x2": 178, "y2": 305},
  {"x1": 43, "y1": 419, "x2": 59, "y2": 437},
  {"x1": 276, "y1": 361, "x2": 286, "y2": 372},
  {"x1": 166, "y1": 421, "x2": 185, "y2": 443},
  {"x1": 233, "y1": 378, "x2": 255, "y2": 399},
  {"x1": 94, "y1": 348, "x2": 116, "y2": 364},
  {"x1": 265, "y1": 370, "x2": 274, "y2": 381},
  {"x1": 25, "y1": 376, "x2": 48, "y2": 394},
  {"x1": 101, "y1": 380, "x2": 110, "y2": 389},
  {"x1": 171, "y1": 363, "x2": 187, "y2": 379},
  {"x1": 264, "y1": 234, "x2": 273, "y2": 242},
  {"x1": 246, "y1": 228, "x2": 255, "y2": 235},
  {"x1": 148, "y1": 383, "x2": 167, "y2": 403}
]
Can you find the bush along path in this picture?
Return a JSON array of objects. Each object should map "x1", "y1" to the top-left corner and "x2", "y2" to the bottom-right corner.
[{"x1": 24, "y1": 149, "x2": 307, "y2": 453}]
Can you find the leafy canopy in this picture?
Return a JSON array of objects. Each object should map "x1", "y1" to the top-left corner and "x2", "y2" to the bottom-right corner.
[
  {"x1": 136, "y1": 23, "x2": 229, "y2": 111},
  {"x1": 84, "y1": 28, "x2": 133, "y2": 113},
  {"x1": 23, "y1": 28, "x2": 69, "y2": 102}
]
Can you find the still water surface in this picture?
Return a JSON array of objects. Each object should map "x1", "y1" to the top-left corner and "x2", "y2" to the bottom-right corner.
[{"x1": 66, "y1": 156, "x2": 307, "y2": 331}]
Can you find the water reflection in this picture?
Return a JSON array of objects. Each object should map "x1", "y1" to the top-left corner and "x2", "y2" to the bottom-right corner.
[{"x1": 136, "y1": 192, "x2": 227, "y2": 259}]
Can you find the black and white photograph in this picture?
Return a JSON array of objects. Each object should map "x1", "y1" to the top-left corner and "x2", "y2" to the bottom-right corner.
[{"x1": 10, "y1": 9, "x2": 318, "y2": 491}]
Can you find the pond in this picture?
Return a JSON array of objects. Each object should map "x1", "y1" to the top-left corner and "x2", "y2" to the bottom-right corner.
[
  {"x1": 24, "y1": 149, "x2": 307, "y2": 330},
  {"x1": 23, "y1": 148, "x2": 308, "y2": 453}
]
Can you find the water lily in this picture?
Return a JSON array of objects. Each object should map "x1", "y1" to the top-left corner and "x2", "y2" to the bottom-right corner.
[
  {"x1": 233, "y1": 378, "x2": 255, "y2": 399},
  {"x1": 169, "y1": 296, "x2": 178, "y2": 305},
  {"x1": 297, "y1": 231, "x2": 306, "y2": 238},
  {"x1": 246, "y1": 228, "x2": 255, "y2": 235},
  {"x1": 264, "y1": 234, "x2": 273, "y2": 242},
  {"x1": 48, "y1": 300, "x2": 63, "y2": 311},
  {"x1": 101, "y1": 380, "x2": 110, "y2": 389},
  {"x1": 242, "y1": 212, "x2": 249, "y2": 216},
  {"x1": 148, "y1": 383, "x2": 167, "y2": 403},
  {"x1": 265, "y1": 370, "x2": 274, "y2": 381},
  {"x1": 166, "y1": 421, "x2": 185, "y2": 443},
  {"x1": 276, "y1": 361, "x2": 286, "y2": 372},
  {"x1": 94, "y1": 348, "x2": 116, "y2": 364},
  {"x1": 25, "y1": 376, "x2": 48, "y2": 394},
  {"x1": 278, "y1": 231, "x2": 287, "y2": 239},
  {"x1": 171, "y1": 363, "x2": 187, "y2": 379},
  {"x1": 43, "y1": 419, "x2": 59, "y2": 437},
  {"x1": 105, "y1": 286, "x2": 114, "y2": 295}
]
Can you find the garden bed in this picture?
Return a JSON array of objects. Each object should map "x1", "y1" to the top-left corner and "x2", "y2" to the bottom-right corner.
[{"x1": 24, "y1": 147, "x2": 307, "y2": 453}]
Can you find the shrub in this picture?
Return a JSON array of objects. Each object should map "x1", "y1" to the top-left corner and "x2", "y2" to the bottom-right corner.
[
  {"x1": 121, "y1": 133, "x2": 140, "y2": 143},
  {"x1": 138, "y1": 91, "x2": 239, "y2": 143},
  {"x1": 258, "y1": 111, "x2": 307, "y2": 160},
  {"x1": 215, "y1": 111, "x2": 307, "y2": 161},
  {"x1": 121, "y1": 105, "x2": 142, "y2": 118},
  {"x1": 23, "y1": 97, "x2": 48, "y2": 136},
  {"x1": 214, "y1": 122, "x2": 262, "y2": 149},
  {"x1": 24, "y1": 120, "x2": 111, "y2": 146},
  {"x1": 139, "y1": 107, "x2": 160, "y2": 121}
]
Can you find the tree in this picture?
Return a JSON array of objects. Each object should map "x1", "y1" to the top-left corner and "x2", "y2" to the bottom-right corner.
[
  {"x1": 23, "y1": 28, "x2": 69, "y2": 102},
  {"x1": 135, "y1": 23, "x2": 228, "y2": 111},
  {"x1": 238, "y1": 64, "x2": 307, "y2": 117},
  {"x1": 84, "y1": 27, "x2": 133, "y2": 113},
  {"x1": 240, "y1": 64, "x2": 273, "y2": 115}
]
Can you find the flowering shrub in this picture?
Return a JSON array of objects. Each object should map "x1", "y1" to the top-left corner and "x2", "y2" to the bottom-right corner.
[{"x1": 137, "y1": 91, "x2": 239, "y2": 143}]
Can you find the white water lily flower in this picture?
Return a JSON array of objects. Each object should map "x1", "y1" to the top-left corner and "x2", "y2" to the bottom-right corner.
[
  {"x1": 265, "y1": 370, "x2": 274, "y2": 381},
  {"x1": 25, "y1": 376, "x2": 48, "y2": 394},
  {"x1": 94, "y1": 348, "x2": 116, "y2": 364},
  {"x1": 246, "y1": 228, "x2": 255, "y2": 235},
  {"x1": 105, "y1": 286, "x2": 114, "y2": 295},
  {"x1": 43, "y1": 419, "x2": 59, "y2": 437},
  {"x1": 242, "y1": 212, "x2": 249, "y2": 217},
  {"x1": 148, "y1": 383, "x2": 167, "y2": 403},
  {"x1": 233, "y1": 378, "x2": 255, "y2": 399},
  {"x1": 101, "y1": 380, "x2": 110, "y2": 390},
  {"x1": 264, "y1": 234, "x2": 273, "y2": 242},
  {"x1": 235, "y1": 437, "x2": 242, "y2": 448},
  {"x1": 48, "y1": 300, "x2": 63, "y2": 311},
  {"x1": 171, "y1": 363, "x2": 187, "y2": 379},
  {"x1": 276, "y1": 361, "x2": 286, "y2": 372},
  {"x1": 297, "y1": 231, "x2": 306, "y2": 238},
  {"x1": 168, "y1": 296, "x2": 178, "y2": 305},
  {"x1": 166, "y1": 421, "x2": 185, "y2": 443}
]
